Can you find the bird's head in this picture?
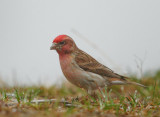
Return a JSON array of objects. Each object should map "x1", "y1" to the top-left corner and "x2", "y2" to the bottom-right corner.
[{"x1": 50, "y1": 35, "x2": 77, "y2": 55}]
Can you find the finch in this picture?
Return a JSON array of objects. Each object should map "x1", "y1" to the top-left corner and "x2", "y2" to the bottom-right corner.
[{"x1": 50, "y1": 35, "x2": 146, "y2": 94}]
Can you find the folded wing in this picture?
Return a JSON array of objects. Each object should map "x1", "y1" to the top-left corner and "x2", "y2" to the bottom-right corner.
[{"x1": 75, "y1": 49, "x2": 127, "y2": 81}]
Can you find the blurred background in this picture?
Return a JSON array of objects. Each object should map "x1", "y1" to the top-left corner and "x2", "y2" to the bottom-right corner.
[{"x1": 0, "y1": 0, "x2": 160, "y2": 87}]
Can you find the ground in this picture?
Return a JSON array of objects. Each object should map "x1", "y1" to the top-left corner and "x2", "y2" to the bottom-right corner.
[{"x1": 0, "y1": 71, "x2": 160, "y2": 117}]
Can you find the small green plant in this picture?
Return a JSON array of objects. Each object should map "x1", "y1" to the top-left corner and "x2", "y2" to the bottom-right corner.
[
  {"x1": 1, "y1": 90, "x2": 7, "y2": 100},
  {"x1": 14, "y1": 89, "x2": 22, "y2": 103}
]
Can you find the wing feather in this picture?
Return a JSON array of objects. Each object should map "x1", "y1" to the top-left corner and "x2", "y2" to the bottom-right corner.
[{"x1": 75, "y1": 49, "x2": 127, "y2": 81}]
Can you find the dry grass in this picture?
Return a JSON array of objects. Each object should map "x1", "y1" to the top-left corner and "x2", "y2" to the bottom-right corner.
[{"x1": 0, "y1": 71, "x2": 160, "y2": 117}]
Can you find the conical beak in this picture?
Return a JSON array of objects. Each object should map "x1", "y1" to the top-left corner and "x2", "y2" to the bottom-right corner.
[{"x1": 50, "y1": 43, "x2": 57, "y2": 50}]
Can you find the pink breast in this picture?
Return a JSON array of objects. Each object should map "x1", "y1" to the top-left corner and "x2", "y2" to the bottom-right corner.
[{"x1": 59, "y1": 54, "x2": 83, "y2": 87}]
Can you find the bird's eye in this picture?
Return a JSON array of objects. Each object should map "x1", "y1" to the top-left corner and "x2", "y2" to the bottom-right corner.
[{"x1": 59, "y1": 41, "x2": 65, "y2": 45}]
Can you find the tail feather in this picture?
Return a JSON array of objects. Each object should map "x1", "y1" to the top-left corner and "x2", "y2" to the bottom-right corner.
[
  {"x1": 128, "y1": 81, "x2": 147, "y2": 88},
  {"x1": 110, "y1": 80, "x2": 147, "y2": 88}
]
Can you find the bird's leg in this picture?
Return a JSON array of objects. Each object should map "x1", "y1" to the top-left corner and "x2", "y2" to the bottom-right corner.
[
  {"x1": 94, "y1": 82, "x2": 105, "y2": 99},
  {"x1": 87, "y1": 88, "x2": 92, "y2": 95},
  {"x1": 98, "y1": 87, "x2": 106, "y2": 99},
  {"x1": 85, "y1": 90, "x2": 91, "y2": 100},
  {"x1": 86, "y1": 88, "x2": 97, "y2": 99}
]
